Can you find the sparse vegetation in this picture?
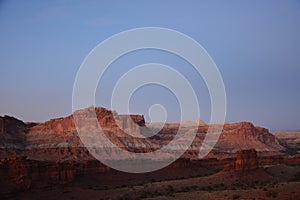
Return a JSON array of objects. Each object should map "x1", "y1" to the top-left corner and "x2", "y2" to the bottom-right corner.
[
  {"x1": 167, "y1": 185, "x2": 174, "y2": 193},
  {"x1": 282, "y1": 148, "x2": 300, "y2": 156},
  {"x1": 11, "y1": 187, "x2": 26, "y2": 194},
  {"x1": 119, "y1": 194, "x2": 131, "y2": 200},
  {"x1": 289, "y1": 172, "x2": 300, "y2": 182},
  {"x1": 139, "y1": 191, "x2": 151, "y2": 199},
  {"x1": 265, "y1": 190, "x2": 278, "y2": 198}
]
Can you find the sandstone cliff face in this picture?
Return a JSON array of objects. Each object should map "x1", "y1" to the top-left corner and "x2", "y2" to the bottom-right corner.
[
  {"x1": 235, "y1": 149, "x2": 258, "y2": 171},
  {"x1": 224, "y1": 149, "x2": 300, "y2": 172},
  {"x1": 0, "y1": 108, "x2": 298, "y2": 197},
  {"x1": 258, "y1": 154, "x2": 300, "y2": 166},
  {"x1": 1, "y1": 107, "x2": 285, "y2": 161},
  {"x1": 209, "y1": 122, "x2": 283, "y2": 158},
  {"x1": 0, "y1": 156, "x2": 101, "y2": 195},
  {"x1": 176, "y1": 122, "x2": 283, "y2": 160},
  {"x1": 224, "y1": 149, "x2": 259, "y2": 172},
  {"x1": 26, "y1": 107, "x2": 146, "y2": 153},
  {"x1": 274, "y1": 131, "x2": 300, "y2": 149},
  {"x1": 144, "y1": 121, "x2": 284, "y2": 160}
]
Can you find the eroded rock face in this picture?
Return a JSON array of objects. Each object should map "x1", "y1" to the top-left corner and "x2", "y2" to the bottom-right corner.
[
  {"x1": 235, "y1": 149, "x2": 259, "y2": 171},
  {"x1": 0, "y1": 154, "x2": 117, "y2": 196},
  {"x1": 26, "y1": 107, "x2": 146, "y2": 154},
  {"x1": 274, "y1": 131, "x2": 300, "y2": 149},
  {"x1": 0, "y1": 107, "x2": 285, "y2": 161},
  {"x1": 0, "y1": 116, "x2": 28, "y2": 149},
  {"x1": 214, "y1": 122, "x2": 283, "y2": 154},
  {"x1": 28, "y1": 107, "x2": 145, "y2": 136},
  {"x1": 0, "y1": 117, "x2": 4, "y2": 134},
  {"x1": 224, "y1": 149, "x2": 259, "y2": 171},
  {"x1": 180, "y1": 122, "x2": 284, "y2": 160},
  {"x1": 0, "y1": 107, "x2": 297, "y2": 196}
]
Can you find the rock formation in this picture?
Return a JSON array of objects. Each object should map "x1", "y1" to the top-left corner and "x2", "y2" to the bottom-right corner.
[
  {"x1": 212, "y1": 122, "x2": 283, "y2": 155},
  {"x1": 0, "y1": 116, "x2": 28, "y2": 149},
  {"x1": 0, "y1": 107, "x2": 285, "y2": 161},
  {"x1": 274, "y1": 131, "x2": 300, "y2": 149},
  {"x1": 223, "y1": 148, "x2": 259, "y2": 172},
  {"x1": 0, "y1": 107, "x2": 299, "y2": 197},
  {"x1": 234, "y1": 149, "x2": 259, "y2": 171}
]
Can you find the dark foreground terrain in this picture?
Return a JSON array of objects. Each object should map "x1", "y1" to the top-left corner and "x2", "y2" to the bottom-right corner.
[{"x1": 2, "y1": 152, "x2": 300, "y2": 200}]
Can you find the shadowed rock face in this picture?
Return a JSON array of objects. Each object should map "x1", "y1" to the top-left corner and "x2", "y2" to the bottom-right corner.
[
  {"x1": 0, "y1": 117, "x2": 3, "y2": 134},
  {"x1": 0, "y1": 116, "x2": 28, "y2": 149},
  {"x1": 0, "y1": 154, "x2": 126, "y2": 196}
]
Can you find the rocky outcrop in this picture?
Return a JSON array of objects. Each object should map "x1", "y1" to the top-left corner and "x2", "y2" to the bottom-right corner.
[
  {"x1": 274, "y1": 131, "x2": 300, "y2": 149},
  {"x1": 26, "y1": 107, "x2": 146, "y2": 154},
  {"x1": 176, "y1": 122, "x2": 284, "y2": 160},
  {"x1": 0, "y1": 108, "x2": 297, "y2": 197},
  {"x1": 117, "y1": 114, "x2": 145, "y2": 132},
  {"x1": 145, "y1": 121, "x2": 284, "y2": 160},
  {"x1": 206, "y1": 122, "x2": 284, "y2": 158},
  {"x1": 0, "y1": 116, "x2": 28, "y2": 149},
  {"x1": 28, "y1": 107, "x2": 145, "y2": 137},
  {"x1": 0, "y1": 117, "x2": 4, "y2": 134},
  {"x1": 235, "y1": 149, "x2": 258, "y2": 171},
  {"x1": 258, "y1": 154, "x2": 300, "y2": 166},
  {"x1": 224, "y1": 149, "x2": 259, "y2": 171},
  {"x1": 0, "y1": 107, "x2": 285, "y2": 161},
  {"x1": 224, "y1": 149, "x2": 300, "y2": 172},
  {"x1": 0, "y1": 154, "x2": 119, "y2": 196}
]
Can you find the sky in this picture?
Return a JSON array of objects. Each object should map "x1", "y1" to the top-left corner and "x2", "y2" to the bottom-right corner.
[{"x1": 0, "y1": 0, "x2": 300, "y2": 131}]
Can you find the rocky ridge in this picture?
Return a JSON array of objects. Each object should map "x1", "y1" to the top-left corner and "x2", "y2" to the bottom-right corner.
[
  {"x1": 274, "y1": 131, "x2": 300, "y2": 149},
  {"x1": 0, "y1": 106, "x2": 285, "y2": 161}
]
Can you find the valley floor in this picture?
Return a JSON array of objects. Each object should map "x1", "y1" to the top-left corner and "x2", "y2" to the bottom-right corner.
[{"x1": 6, "y1": 164, "x2": 300, "y2": 200}]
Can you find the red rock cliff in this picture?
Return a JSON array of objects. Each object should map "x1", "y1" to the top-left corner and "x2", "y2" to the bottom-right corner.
[{"x1": 234, "y1": 149, "x2": 259, "y2": 171}]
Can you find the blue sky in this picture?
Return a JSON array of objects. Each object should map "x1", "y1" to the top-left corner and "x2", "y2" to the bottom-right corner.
[{"x1": 0, "y1": 0, "x2": 300, "y2": 130}]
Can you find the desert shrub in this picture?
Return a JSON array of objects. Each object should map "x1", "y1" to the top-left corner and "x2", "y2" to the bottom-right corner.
[
  {"x1": 289, "y1": 172, "x2": 300, "y2": 182},
  {"x1": 282, "y1": 148, "x2": 300, "y2": 155},
  {"x1": 11, "y1": 187, "x2": 26, "y2": 194},
  {"x1": 139, "y1": 191, "x2": 150, "y2": 199},
  {"x1": 206, "y1": 185, "x2": 213, "y2": 191},
  {"x1": 234, "y1": 182, "x2": 247, "y2": 190},
  {"x1": 265, "y1": 190, "x2": 278, "y2": 198},
  {"x1": 190, "y1": 185, "x2": 198, "y2": 190},
  {"x1": 180, "y1": 186, "x2": 190, "y2": 192},
  {"x1": 103, "y1": 186, "x2": 109, "y2": 190},
  {"x1": 153, "y1": 189, "x2": 162, "y2": 196},
  {"x1": 232, "y1": 194, "x2": 240, "y2": 199},
  {"x1": 119, "y1": 194, "x2": 131, "y2": 200},
  {"x1": 167, "y1": 185, "x2": 174, "y2": 193},
  {"x1": 213, "y1": 183, "x2": 226, "y2": 190}
]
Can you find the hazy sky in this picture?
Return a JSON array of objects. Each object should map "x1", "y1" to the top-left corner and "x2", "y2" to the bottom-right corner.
[{"x1": 0, "y1": 0, "x2": 300, "y2": 131}]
